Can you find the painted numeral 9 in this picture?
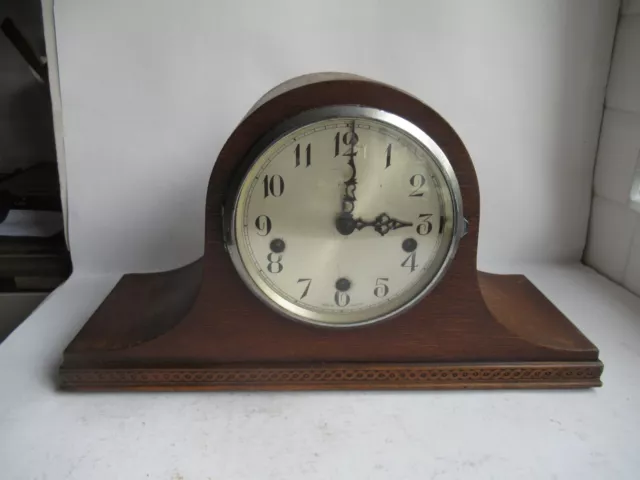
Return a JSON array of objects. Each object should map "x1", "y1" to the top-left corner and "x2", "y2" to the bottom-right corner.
[{"x1": 255, "y1": 215, "x2": 272, "y2": 236}]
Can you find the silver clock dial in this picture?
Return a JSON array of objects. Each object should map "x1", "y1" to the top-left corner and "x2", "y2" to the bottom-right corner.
[{"x1": 226, "y1": 107, "x2": 463, "y2": 327}]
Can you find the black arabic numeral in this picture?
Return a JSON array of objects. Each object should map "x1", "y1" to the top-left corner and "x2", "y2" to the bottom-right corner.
[
  {"x1": 401, "y1": 251, "x2": 418, "y2": 272},
  {"x1": 343, "y1": 131, "x2": 358, "y2": 146},
  {"x1": 266, "y1": 252, "x2": 283, "y2": 273},
  {"x1": 334, "y1": 130, "x2": 359, "y2": 158},
  {"x1": 409, "y1": 174, "x2": 426, "y2": 197},
  {"x1": 255, "y1": 215, "x2": 272, "y2": 236},
  {"x1": 263, "y1": 174, "x2": 284, "y2": 198},
  {"x1": 417, "y1": 214, "x2": 433, "y2": 235},
  {"x1": 385, "y1": 144, "x2": 392, "y2": 169},
  {"x1": 297, "y1": 278, "x2": 312, "y2": 299},
  {"x1": 295, "y1": 143, "x2": 311, "y2": 168},
  {"x1": 334, "y1": 291, "x2": 350, "y2": 307},
  {"x1": 374, "y1": 277, "x2": 389, "y2": 298}
]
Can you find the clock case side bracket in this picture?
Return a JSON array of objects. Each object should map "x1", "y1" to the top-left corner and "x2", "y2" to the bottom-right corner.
[{"x1": 59, "y1": 75, "x2": 602, "y2": 390}]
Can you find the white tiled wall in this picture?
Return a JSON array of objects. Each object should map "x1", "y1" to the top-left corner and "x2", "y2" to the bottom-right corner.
[{"x1": 585, "y1": 4, "x2": 640, "y2": 296}]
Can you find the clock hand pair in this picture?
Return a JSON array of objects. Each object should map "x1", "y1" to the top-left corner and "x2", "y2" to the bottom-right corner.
[{"x1": 335, "y1": 121, "x2": 413, "y2": 237}]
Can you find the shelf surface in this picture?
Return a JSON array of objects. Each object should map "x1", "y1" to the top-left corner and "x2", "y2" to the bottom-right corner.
[{"x1": 1, "y1": 263, "x2": 639, "y2": 479}]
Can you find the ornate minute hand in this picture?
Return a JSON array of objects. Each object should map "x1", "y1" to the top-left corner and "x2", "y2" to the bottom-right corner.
[
  {"x1": 353, "y1": 213, "x2": 413, "y2": 237},
  {"x1": 336, "y1": 121, "x2": 359, "y2": 236},
  {"x1": 341, "y1": 120, "x2": 358, "y2": 216}
]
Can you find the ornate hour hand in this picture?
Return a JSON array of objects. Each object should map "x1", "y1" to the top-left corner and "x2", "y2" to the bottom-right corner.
[{"x1": 353, "y1": 213, "x2": 413, "y2": 237}]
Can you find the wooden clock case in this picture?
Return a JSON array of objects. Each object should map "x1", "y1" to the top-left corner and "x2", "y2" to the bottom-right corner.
[{"x1": 59, "y1": 74, "x2": 603, "y2": 390}]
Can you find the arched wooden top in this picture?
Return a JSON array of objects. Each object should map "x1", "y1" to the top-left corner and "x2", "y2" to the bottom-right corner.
[{"x1": 205, "y1": 75, "x2": 480, "y2": 265}]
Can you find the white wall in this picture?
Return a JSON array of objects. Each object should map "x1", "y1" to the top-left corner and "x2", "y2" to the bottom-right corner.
[
  {"x1": 585, "y1": 0, "x2": 640, "y2": 296},
  {"x1": 52, "y1": 0, "x2": 618, "y2": 275}
]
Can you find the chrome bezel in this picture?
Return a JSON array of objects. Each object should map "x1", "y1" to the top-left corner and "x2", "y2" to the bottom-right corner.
[{"x1": 223, "y1": 106, "x2": 464, "y2": 328}]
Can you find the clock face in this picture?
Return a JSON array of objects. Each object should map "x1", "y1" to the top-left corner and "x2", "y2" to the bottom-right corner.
[{"x1": 226, "y1": 106, "x2": 463, "y2": 327}]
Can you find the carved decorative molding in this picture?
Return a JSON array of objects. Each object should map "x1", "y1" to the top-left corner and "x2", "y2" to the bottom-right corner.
[{"x1": 60, "y1": 362, "x2": 603, "y2": 390}]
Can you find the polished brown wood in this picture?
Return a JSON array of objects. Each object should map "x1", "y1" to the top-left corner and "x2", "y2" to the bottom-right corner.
[{"x1": 59, "y1": 74, "x2": 603, "y2": 390}]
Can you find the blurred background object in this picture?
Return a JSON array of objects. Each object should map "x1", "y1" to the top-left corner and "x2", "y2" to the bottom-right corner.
[{"x1": 0, "y1": 1, "x2": 70, "y2": 343}]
